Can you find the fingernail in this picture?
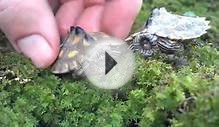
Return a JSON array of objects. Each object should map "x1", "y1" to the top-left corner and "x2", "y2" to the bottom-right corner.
[{"x1": 17, "y1": 34, "x2": 54, "y2": 68}]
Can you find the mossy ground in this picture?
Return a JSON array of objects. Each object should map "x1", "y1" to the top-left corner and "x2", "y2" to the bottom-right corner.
[{"x1": 0, "y1": 0, "x2": 219, "y2": 127}]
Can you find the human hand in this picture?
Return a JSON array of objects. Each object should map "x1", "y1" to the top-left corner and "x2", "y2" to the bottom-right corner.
[{"x1": 0, "y1": 0, "x2": 142, "y2": 68}]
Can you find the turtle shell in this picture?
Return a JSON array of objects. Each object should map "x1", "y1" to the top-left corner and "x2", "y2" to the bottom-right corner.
[
  {"x1": 51, "y1": 26, "x2": 111, "y2": 74},
  {"x1": 145, "y1": 7, "x2": 210, "y2": 40}
]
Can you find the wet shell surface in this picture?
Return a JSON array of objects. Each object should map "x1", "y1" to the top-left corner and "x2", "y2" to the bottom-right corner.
[{"x1": 146, "y1": 7, "x2": 210, "y2": 40}]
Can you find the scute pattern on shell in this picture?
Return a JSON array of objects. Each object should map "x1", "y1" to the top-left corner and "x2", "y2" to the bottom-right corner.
[{"x1": 146, "y1": 7, "x2": 210, "y2": 40}]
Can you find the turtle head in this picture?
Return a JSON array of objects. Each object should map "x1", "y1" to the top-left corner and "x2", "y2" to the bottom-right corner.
[
  {"x1": 70, "y1": 26, "x2": 85, "y2": 35},
  {"x1": 67, "y1": 26, "x2": 94, "y2": 45},
  {"x1": 51, "y1": 26, "x2": 94, "y2": 74}
]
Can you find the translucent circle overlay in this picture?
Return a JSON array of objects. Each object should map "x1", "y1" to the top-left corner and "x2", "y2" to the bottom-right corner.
[{"x1": 82, "y1": 37, "x2": 135, "y2": 89}]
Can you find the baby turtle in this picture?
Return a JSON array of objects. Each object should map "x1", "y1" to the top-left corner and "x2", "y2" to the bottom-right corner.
[
  {"x1": 51, "y1": 26, "x2": 112, "y2": 75},
  {"x1": 126, "y1": 7, "x2": 210, "y2": 57}
]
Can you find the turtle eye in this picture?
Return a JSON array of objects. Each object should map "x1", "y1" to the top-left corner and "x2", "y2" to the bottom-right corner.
[{"x1": 75, "y1": 26, "x2": 85, "y2": 35}]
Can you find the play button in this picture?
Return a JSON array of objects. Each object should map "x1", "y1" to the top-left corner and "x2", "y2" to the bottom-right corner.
[
  {"x1": 82, "y1": 37, "x2": 135, "y2": 89},
  {"x1": 105, "y1": 52, "x2": 117, "y2": 75}
]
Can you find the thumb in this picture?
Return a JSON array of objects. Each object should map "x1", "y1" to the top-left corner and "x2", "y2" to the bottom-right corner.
[{"x1": 0, "y1": 0, "x2": 60, "y2": 68}]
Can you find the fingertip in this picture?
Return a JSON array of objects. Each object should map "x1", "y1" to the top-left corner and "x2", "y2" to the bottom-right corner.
[
  {"x1": 0, "y1": 0, "x2": 60, "y2": 68},
  {"x1": 102, "y1": 0, "x2": 142, "y2": 39},
  {"x1": 56, "y1": 0, "x2": 83, "y2": 38},
  {"x1": 76, "y1": 5, "x2": 104, "y2": 32},
  {"x1": 17, "y1": 34, "x2": 58, "y2": 68}
]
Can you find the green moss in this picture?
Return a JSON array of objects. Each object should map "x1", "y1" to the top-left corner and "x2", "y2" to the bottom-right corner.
[{"x1": 0, "y1": 0, "x2": 219, "y2": 126}]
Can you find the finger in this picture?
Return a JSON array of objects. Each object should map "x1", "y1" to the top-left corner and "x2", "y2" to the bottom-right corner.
[
  {"x1": 102, "y1": 0, "x2": 142, "y2": 39},
  {"x1": 76, "y1": 0, "x2": 105, "y2": 32},
  {"x1": 56, "y1": 0, "x2": 83, "y2": 38},
  {"x1": 76, "y1": 3, "x2": 104, "y2": 32},
  {"x1": 0, "y1": 0, "x2": 59, "y2": 68}
]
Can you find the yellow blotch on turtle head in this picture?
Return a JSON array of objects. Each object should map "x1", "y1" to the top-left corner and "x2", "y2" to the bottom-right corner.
[{"x1": 68, "y1": 51, "x2": 79, "y2": 58}]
